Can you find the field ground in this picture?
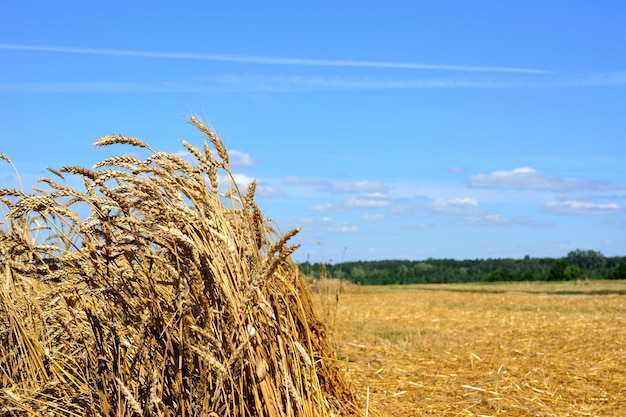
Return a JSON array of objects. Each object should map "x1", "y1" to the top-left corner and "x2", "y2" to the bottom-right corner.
[{"x1": 310, "y1": 280, "x2": 626, "y2": 416}]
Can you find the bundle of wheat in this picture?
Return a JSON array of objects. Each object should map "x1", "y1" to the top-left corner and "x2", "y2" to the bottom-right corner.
[{"x1": 0, "y1": 116, "x2": 362, "y2": 416}]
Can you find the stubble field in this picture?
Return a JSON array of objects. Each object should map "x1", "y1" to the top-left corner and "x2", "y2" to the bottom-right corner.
[{"x1": 311, "y1": 280, "x2": 626, "y2": 416}]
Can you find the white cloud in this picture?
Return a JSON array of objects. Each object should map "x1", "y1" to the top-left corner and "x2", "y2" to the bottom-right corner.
[
  {"x1": 361, "y1": 213, "x2": 386, "y2": 221},
  {"x1": 346, "y1": 196, "x2": 390, "y2": 209},
  {"x1": 389, "y1": 199, "x2": 418, "y2": 216},
  {"x1": 542, "y1": 200, "x2": 622, "y2": 215},
  {"x1": 322, "y1": 180, "x2": 387, "y2": 195},
  {"x1": 332, "y1": 181, "x2": 388, "y2": 194},
  {"x1": 310, "y1": 203, "x2": 339, "y2": 212},
  {"x1": 282, "y1": 176, "x2": 327, "y2": 186},
  {"x1": 421, "y1": 198, "x2": 550, "y2": 226},
  {"x1": 228, "y1": 149, "x2": 255, "y2": 169},
  {"x1": 407, "y1": 222, "x2": 433, "y2": 230},
  {"x1": 224, "y1": 174, "x2": 284, "y2": 199},
  {"x1": 298, "y1": 216, "x2": 359, "y2": 235},
  {"x1": 454, "y1": 214, "x2": 552, "y2": 227},
  {"x1": 255, "y1": 184, "x2": 284, "y2": 198},
  {"x1": 318, "y1": 217, "x2": 358, "y2": 234},
  {"x1": 229, "y1": 173, "x2": 255, "y2": 189},
  {"x1": 461, "y1": 214, "x2": 510, "y2": 225},
  {"x1": 443, "y1": 166, "x2": 467, "y2": 174},
  {"x1": 306, "y1": 192, "x2": 419, "y2": 214},
  {"x1": 468, "y1": 167, "x2": 624, "y2": 192},
  {"x1": 282, "y1": 176, "x2": 387, "y2": 195},
  {"x1": 308, "y1": 198, "x2": 387, "y2": 212},
  {"x1": 425, "y1": 198, "x2": 481, "y2": 215}
]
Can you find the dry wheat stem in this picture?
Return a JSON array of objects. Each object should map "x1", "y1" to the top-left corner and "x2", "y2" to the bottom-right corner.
[{"x1": 0, "y1": 116, "x2": 363, "y2": 417}]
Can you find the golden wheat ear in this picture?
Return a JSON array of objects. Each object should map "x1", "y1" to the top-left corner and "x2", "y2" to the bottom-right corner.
[
  {"x1": 0, "y1": 116, "x2": 365, "y2": 417},
  {"x1": 189, "y1": 115, "x2": 229, "y2": 165},
  {"x1": 94, "y1": 134, "x2": 152, "y2": 150}
]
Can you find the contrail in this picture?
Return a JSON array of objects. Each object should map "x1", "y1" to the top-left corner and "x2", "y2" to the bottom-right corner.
[
  {"x1": 3, "y1": 72, "x2": 624, "y2": 94},
  {"x1": 0, "y1": 43, "x2": 549, "y2": 74}
]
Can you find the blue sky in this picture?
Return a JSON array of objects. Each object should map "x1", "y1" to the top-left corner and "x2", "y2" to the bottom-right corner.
[{"x1": 1, "y1": 1, "x2": 625, "y2": 263}]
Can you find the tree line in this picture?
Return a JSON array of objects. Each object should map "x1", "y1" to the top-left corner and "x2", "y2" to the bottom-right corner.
[{"x1": 297, "y1": 249, "x2": 626, "y2": 285}]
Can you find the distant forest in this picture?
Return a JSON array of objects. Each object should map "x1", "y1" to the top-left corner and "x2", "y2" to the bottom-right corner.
[{"x1": 297, "y1": 249, "x2": 626, "y2": 285}]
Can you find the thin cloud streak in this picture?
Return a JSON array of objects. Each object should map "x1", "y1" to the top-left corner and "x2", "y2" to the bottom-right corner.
[
  {"x1": 469, "y1": 167, "x2": 626, "y2": 192},
  {"x1": 2, "y1": 73, "x2": 625, "y2": 95},
  {"x1": 542, "y1": 200, "x2": 622, "y2": 215},
  {"x1": 0, "y1": 43, "x2": 549, "y2": 74}
]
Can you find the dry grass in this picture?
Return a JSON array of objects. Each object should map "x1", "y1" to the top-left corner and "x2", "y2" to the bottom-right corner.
[
  {"x1": 313, "y1": 280, "x2": 626, "y2": 416},
  {"x1": 0, "y1": 117, "x2": 361, "y2": 416}
]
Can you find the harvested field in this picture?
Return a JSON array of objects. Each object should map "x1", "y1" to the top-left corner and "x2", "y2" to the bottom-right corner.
[{"x1": 312, "y1": 280, "x2": 626, "y2": 416}]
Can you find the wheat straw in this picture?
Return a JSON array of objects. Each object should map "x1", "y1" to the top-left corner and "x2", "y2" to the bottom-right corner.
[
  {"x1": 0, "y1": 116, "x2": 362, "y2": 417},
  {"x1": 93, "y1": 135, "x2": 151, "y2": 150}
]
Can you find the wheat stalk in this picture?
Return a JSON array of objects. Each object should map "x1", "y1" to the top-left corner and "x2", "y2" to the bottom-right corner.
[{"x1": 0, "y1": 115, "x2": 363, "y2": 417}]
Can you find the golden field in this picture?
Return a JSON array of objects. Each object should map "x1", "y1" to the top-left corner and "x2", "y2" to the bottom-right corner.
[{"x1": 311, "y1": 280, "x2": 626, "y2": 416}]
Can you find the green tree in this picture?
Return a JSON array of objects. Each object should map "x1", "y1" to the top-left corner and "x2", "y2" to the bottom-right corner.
[
  {"x1": 547, "y1": 259, "x2": 569, "y2": 281},
  {"x1": 396, "y1": 264, "x2": 411, "y2": 284},
  {"x1": 485, "y1": 267, "x2": 514, "y2": 282},
  {"x1": 609, "y1": 261, "x2": 626, "y2": 280},
  {"x1": 350, "y1": 266, "x2": 367, "y2": 284},
  {"x1": 567, "y1": 249, "x2": 606, "y2": 277},
  {"x1": 563, "y1": 264, "x2": 582, "y2": 281}
]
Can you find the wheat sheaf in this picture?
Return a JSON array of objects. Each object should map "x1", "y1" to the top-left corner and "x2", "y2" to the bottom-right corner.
[{"x1": 0, "y1": 116, "x2": 362, "y2": 417}]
